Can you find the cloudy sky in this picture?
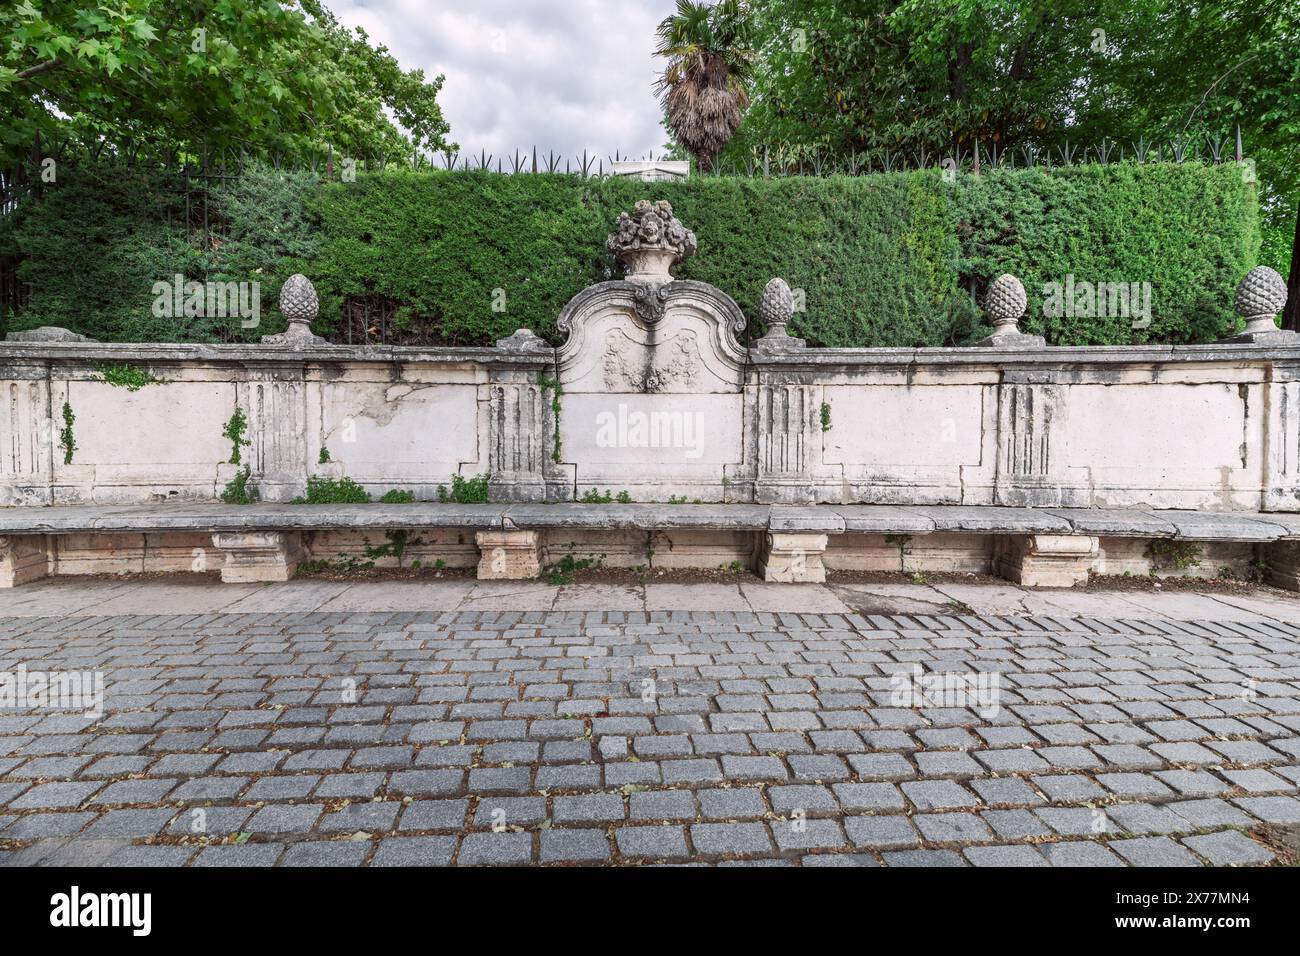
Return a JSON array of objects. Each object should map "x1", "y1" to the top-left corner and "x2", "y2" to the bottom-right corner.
[{"x1": 330, "y1": 0, "x2": 680, "y2": 164}]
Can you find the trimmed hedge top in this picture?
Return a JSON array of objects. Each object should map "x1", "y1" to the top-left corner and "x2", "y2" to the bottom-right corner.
[{"x1": 1, "y1": 161, "x2": 1260, "y2": 347}]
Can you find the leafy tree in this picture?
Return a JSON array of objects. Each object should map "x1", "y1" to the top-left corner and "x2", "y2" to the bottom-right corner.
[
  {"x1": 0, "y1": 0, "x2": 453, "y2": 166},
  {"x1": 725, "y1": 0, "x2": 1300, "y2": 317},
  {"x1": 655, "y1": 0, "x2": 757, "y2": 172}
]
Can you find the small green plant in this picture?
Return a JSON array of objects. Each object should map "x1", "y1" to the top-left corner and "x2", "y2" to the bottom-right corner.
[
  {"x1": 364, "y1": 530, "x2": 410, "y2": 561},
  {"x1": 437, "y1": 473, "x2": 489, "y2": 503},
  {"x1": 580, "y1": 488, "x2": 613, "y2": 503},
  {"x1": 293, "y1": 475, "x2": 372, "y2": 504},
  {"x1": 297, "y1": 554, "x2": 374, "y2": 573},
  {"x1": 546, "y1": 550, "x2": 600, "y2": 585},
  {"x1": 97, "y1": 363, "x2": 162, "y2": 391},
  {"x1": 910, "y1": 570, "x2": 928, "y2": 585},
  {"x1": 728, "y1": 560, "x2": 744, "y2": 573},
  {"x1": 58, "y1": 401, "x2": 76, "y2": 464},
  {"x1": 820, "y1": 401, "x2": 832, "y2": 432},
  {"x1": 318, "y1": 446, "x2": 332, "y2": 464},
  {"x1": 223, "y1": 408, "x2": 250, "y2": 465},
  {"x1": 539, "y1": 374, "x2": 563, "y2": 463},
  {"x1": 1144, "y1": 539, "x2": 1202, "y2": 571},
  {"x1": 616, "y1": 490, "x2": 633, "y2": 503},
  {"x1": 667, "y1": 495, "x2": 688, "y2": 504},
  {"x1": 220, "y1": 466, "x2": 258, "y2": 505},
  {"x1": 885, "y1": 533, "x2": 913, "y2": 570},
  {"x1": 380, "y1": 489, "x2": 415, "y2": 504}
]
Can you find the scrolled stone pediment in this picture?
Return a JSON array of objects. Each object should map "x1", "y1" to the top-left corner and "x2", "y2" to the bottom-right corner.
[{"x1": 556, "y1": 280, "x2": 748, "y2": 395}]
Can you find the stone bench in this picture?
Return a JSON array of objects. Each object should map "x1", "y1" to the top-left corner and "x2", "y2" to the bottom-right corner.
[{"x1": 4, "y1": 503, "x2": 1300, "y2": 590}]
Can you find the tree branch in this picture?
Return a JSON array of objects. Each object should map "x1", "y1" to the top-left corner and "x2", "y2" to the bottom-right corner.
[{"x1": 18, "y1": 59, "x2": 62, "y2": 81}]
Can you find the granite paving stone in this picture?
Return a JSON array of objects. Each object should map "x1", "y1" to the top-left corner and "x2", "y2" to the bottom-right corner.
[{"x1": 2, "y1": 602, "x2": 1296, "y2": 867}]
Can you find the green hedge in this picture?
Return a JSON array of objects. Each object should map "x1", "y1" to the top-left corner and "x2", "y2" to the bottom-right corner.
[
  {"x1": 956, "y1": 164, "x2": 1260, "y2": 344},
  {"x1": 2, "y1": 163, "x2": 318, "y2": 342},
  {"x1": 1, "y1": 160, "x2": 1261, "y2": 347},
  {"x1": 306, "y1": 171, "x2": 974, "y2": 347}
]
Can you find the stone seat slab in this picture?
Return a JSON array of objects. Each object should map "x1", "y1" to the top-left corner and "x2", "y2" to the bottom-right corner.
[
  {"x1": 901, "y1": 506, "x2": 1073, "y2": 534},
  {"x1": 500, "y1": 503, "x2": 772, "y2": 531},
  {"x1": 1, "y1": 503, "x2": 1296, "y2": 541},
  {"x1": 768, "y1": 506, "x2": 845, "y2": 533},
  {"x1": 0, "y1": 503, "x2": 511, "y2": 534},
  {"x1": 1146, "y1": 511, "x2": 1289, "y2": 542},
  {"x1": 831, "y1": 506, "x2": 938, "y2": 534},
  {"x1": 1043, "y1": 509, "x2": 1179, "y2": 538}
]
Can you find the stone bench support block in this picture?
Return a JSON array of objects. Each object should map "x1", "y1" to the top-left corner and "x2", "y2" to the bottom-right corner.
[
  {"x1": 1264, "y1": 540, "x2": 1300, "y2": 592},
  {"x1": 211, "y1": 532, "x2": 303, "y2": 583},
  {"x1": 993, "y1": 534, "x2": 1099, "y2": 587},
  {"x1": 0, "y1": 535, "x2": 49, "y2": 587},
  {"x1": 476, "y1": 530, "x2": 542, "y2": 580},
  {"x1": 759, "y1": 532, "x2": 828, "y2": 583}
]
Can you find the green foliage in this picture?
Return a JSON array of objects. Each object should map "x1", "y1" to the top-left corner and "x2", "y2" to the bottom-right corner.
[
  {"x1": 728, "y1": 0, "x2": 1299, "y2": 251},
  {"x1": 379, "y1": 489, "x2": 415, "y2": 504},
  {"x1": 307, "y1": 169, "x2": 975, "y2": 347},
  {"x1": 1262, "y1": 222, "x2": 1293, "y2": 278},
  {"x1": 437, "y1": 473, "x2": 489, "y2": 503},
  {"x1": 5, "y1": 162, "x2": 1258, "y2": 348},
  {"x1": 220, "y1": 466, "x2": 258, "y2": 505},
  {"x1": 1145, "y1": 539, "x2": 1203, "y2": 572},
  {"x1": 1, "y1": 0, "x2": 452, "y2": 168},
  {"x1": 955, "y1": 163, "x2": 1258, "y2": 344},
  {"x1": 58, "y1": 400, "x2": 75, "y2": 464},
  {"x1": 546, "y1": 551, "x2": 600, "y2": 585},
  {"x1": 539, "y1": 375, "x2": 564, "y2": 462},
  {"x1": 364, "y1": 530, "x2": 409, "y2": 561},
  {"x1": 318, "y1": 446, "x2": 331, "y2": 464},
  {"x1": 3, "y1": 161, "x2": 319, "y2": 342},
  {"x1": 222, "y1": 408, "x2": 250, "y2": 465},
  {"x1": 6, "y1": 164, "x2": 201, "y2": 341},
  {"x1": 616, "y1": 490, "x2": 633, "y2": 504},
  {"x1": 96, "y1": 363, "x2": 161, "y2": 391},
  {"x1": 294, "y1": 475, "x2": 371, "y2": 504},
  {"x1": 819, "y1": 401, "x2": 831, "y2": 432}
]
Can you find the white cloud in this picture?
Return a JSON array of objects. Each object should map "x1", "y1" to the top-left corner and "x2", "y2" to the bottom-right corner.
[{"x1": 329, "y1": 0, "x2": 678, "y2": 165}]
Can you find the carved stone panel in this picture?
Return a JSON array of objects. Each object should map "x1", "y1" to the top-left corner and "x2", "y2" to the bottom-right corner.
[
  {"x1": 994, "y1": 376, "x2": 1079, "y2": 507},
  {"x1": 0, "y1": 366, "x2": 52, "y2": 506},
  {"x1": 1265, "y1": 369, "x2": 1300, "y2": 511},
  {"x1": 488, "y1": 375, "x2": 549, "y2": 502},
  {"x1": 554, "y1": 280, "x2": 748, "y2": 501}
]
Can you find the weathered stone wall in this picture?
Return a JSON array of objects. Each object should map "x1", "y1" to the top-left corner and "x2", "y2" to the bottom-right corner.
[{"x1": 2, "y1": 336, "x2": 1298, "y2": 513}]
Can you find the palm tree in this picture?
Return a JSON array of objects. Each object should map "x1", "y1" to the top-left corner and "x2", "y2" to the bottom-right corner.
[{"x1": 654, "y1": 0, "x2": 756, "y2": 174}]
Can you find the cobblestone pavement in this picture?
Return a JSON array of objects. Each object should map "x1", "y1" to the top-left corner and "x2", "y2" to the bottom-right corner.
[{"x1": 1, "y1": 603, "x2": 1299, "y2": 867}]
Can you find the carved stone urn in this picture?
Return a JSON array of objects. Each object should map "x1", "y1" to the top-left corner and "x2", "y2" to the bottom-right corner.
[{"x1": 606, "y1": 200, "x2": 697, "y2": 285}]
